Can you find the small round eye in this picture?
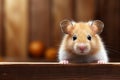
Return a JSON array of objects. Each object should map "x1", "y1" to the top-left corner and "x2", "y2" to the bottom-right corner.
[
  {"x1": 87, "y1": 35, "x2": 91, "y2": 40},
  {"x1": 73, "y1": 35, "x2": 77, "y2": 41}
]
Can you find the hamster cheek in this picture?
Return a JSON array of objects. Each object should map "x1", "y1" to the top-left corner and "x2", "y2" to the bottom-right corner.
[
  {"x1": 73, "y1": 43, "x2": 79, "y2": 53},
  {"x1": 91, "y1": 40, "x2": 96, "y2": 47},
  {"x1": 85, "y1": 43, "x2": 91, "y2": 53},
  {"x1": 66, "y1": 38, "x2": 74, "y2": 50},
  {"x1": 90, "y1": 38, "x2": 99, "y2": 54}
]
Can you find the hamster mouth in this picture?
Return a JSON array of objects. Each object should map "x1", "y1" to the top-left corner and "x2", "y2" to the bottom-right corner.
[
  {"x1": 80, "y1": 51, "x2": 84, "y2": 53},
  {"x1": 74, "y1": 50, "x2": 89, "y2": 55}
]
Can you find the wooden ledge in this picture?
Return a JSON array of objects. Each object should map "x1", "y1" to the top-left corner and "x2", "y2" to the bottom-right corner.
[
  {"x1": 0, "y1": 62, "x2": 120, "y2": 80},
  {"x1": 0, "y1": 62, "x2": 120, "y2": 64}
]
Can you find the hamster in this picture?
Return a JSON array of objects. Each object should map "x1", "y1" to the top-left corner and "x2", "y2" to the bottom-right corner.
[{"x1": 58, "y1": 19, "x2": 108, "y2": 64}]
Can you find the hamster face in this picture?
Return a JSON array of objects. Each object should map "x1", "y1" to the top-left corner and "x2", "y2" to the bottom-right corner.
[
  {"x1": 60, "y1": 20, "x2": 104, "y2": 56},
  {"x1": 66, "y1": 22, "x2": 95, "y2": 55},
  {"x1": 73, "y1": 24, "x2": 91, "y2": 55}
]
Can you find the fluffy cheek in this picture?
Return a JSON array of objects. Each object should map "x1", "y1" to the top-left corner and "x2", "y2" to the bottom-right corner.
[
  {"x1": 66, "y1": 39, "x2": 74, "y2": 50},
  {"x1": 73, "y1": 43, "x2": 91, "y2": 55}
]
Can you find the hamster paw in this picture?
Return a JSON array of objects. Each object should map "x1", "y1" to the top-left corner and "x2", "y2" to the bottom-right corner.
[
  {"x1": 59, "y1": 60, "x2": 69, "y2": 64},
  {"x1": 97, "y1": 60, "x2": 106, "y2": 64}
]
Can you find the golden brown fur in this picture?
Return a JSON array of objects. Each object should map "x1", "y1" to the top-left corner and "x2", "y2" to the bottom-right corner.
[{"x1": 63, "y1": 22, "x2": 100, "y2": 55}]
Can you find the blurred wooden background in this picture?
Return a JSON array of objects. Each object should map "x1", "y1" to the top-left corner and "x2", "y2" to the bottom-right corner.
[{"x1": 0, "y1": 0, "x2": 120, "y2": 61}]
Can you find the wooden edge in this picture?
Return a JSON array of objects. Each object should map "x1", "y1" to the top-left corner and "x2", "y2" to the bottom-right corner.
[
  {"x1": 0, "y1": 62, "x2": 120, "y2": 80},
  {"x1": 0, "y1": 62, "x2": 120, "y2": 65}
]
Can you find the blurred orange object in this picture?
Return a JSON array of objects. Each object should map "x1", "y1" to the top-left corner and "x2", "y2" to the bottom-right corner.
[
  {"x1": 29, "y1": 41, "x2": 45, "y2": 57},
  {"x1": 45, "y1": 47, "x2": 57, "y2": 60}
]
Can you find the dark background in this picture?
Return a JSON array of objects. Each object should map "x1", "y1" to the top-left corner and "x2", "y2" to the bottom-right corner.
[{"x1": 0, "y1": 0, "x2": 120, "y2": 61}]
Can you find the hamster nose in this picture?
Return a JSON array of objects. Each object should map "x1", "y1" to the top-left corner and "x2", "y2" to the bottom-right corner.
[{"x1": 79, "y1": 45, "x2": 87, "y2": 51}]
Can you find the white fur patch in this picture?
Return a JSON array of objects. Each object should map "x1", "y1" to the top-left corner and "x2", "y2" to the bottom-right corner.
[
  {"x1": 71, "y1": 21, "x2": 76, "y2": 26},
  {"x1": 94, "y1": 46, "x2": 108, "y2": 62},
  {"x1": 58, "y1": 45, "x2": 72, "y2": 61},
  {"x1": 88, "y1": 21, "x2": 93, "y2": 26}
]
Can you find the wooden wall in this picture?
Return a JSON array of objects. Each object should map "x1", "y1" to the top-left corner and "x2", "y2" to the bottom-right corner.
[
  {"x1": 0, "y1": 0, "x2": 3, "y2": 56},
  {"x1": 4, "y1": 0, "x2": 29, "y2": 59},
  {"x1": 51, "y1": 0, "x2": 74, "y2": 46},
  {"x1": 30, "y1": 0, "x2": 51, "y2": 47},
  {"x1": 75, "y1": 0, "x2": 95, "y2": 21},
  {"x1": 95, "y1": 0, "x2": 120, "y2": 61},
  {"x1": 0, "y1": 0, "x2": 120, "y2": 61}
]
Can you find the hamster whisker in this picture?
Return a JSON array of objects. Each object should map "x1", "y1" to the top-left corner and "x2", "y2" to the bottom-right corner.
[
  {"x1": 105, "y1": 45, "x2": 120, "y2": 51},
  {"x1": 106, "y1": 47, "x2": 120, "y2": 54}
]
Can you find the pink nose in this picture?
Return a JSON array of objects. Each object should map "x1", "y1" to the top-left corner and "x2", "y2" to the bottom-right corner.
[{"x1": 79, "y1": 46, "x2": 86, "y2": 51}]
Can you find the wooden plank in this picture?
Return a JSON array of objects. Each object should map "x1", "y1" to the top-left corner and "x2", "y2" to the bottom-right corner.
[
  {"x1": 106, "y1": 0, "x2": 120, "y2": 61},
  {"x1": 75, "y1": 0, "x2": 96, "y2": 21},
  {"x1": 4, "y1": 0, "x2": 29, "y2": 59},
  {"x1": 30, "y1": 0, "x2": 51, "y2": 47},
  {"x1": 0, "y1": 62, "x2": 120, "y2": 80},
  {"x1": 0, "y1": 0, "x2": 3, "y2": 55},
  {"x1": 0, "y1": 62, "x2": 120, "y2": 65},
  {"x1": 0, "y1": 62, "x2": 59, "y2": 65},
  {"x1": 51, "y1": 0, "x2": 73, "y2": 46}
]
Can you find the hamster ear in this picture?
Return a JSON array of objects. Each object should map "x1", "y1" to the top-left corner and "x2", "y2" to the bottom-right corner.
[
  {"x1": 89, "y1": 20, "x2": 104, "y2": 34},
  {"x1": 60, "y1": 19, "x2": 75, "y2": 34}
]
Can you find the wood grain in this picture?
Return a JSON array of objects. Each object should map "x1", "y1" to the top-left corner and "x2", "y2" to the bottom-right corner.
[
  {"x1": 4, "y1": 0, "x2": 29, "y2": 59},
  {"x1": 0, "y1": 0, "x2": 3, "y2": 55},
  {"x1": 0, "y1": 62, "x2": 120, "y2": 80},
  {"x1": 51, "y1": 0, "x2": 73, "y2": 47},
  {"x1": 30, "y1": 0, "x2": 51, "y2": 47},
  {"x1": 75, "y1": 0, "x2": 95, "y2": 21}
]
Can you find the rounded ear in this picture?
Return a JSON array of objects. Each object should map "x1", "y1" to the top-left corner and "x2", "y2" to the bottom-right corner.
[
  {"x1": 60, "y1": 19, "x2": 75, "y2": 34},
  {"x1": 89, "y1": 20, "x2": 104, "y2": 34}
]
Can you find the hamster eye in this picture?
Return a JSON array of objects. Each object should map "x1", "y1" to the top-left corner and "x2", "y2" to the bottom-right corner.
[
  {"x1": 87, "y1": 35, "x2": 91, "y2": 40},
  {"x1": 73, "y1": 35, "x2": 77, "y2": 41}
]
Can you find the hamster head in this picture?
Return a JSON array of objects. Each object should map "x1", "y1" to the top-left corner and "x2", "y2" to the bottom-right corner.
[{"x1": 60, "y1": 19, "x2": 104, "y2": 55}]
